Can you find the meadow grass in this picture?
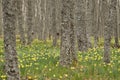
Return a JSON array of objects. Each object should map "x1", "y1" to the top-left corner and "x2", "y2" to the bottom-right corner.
[{"x1": 0, "y1": 39, "x2": 120, "y2": 80}]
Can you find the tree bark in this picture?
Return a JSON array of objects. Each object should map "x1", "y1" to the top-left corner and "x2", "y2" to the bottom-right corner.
[
  {"x1": 103, "y1": 0, "x2": 111, "y2": 63},
  {"x1": 26, "y1": 0, "x2": 34, "y2": 44},
  {"x1": 2, "y1": 0, "x2": 20, "y2": 79},
  {"x1": 111, "y1": 0, "x2": 119, "y2": 47},
  {"x1": 17, "y1": 0, "x2": 26, "y2": 45},
  {"x1": 0, "y1": 0, "x2": 2, "y2": 36},
  {"x1": 51, "y1": 0, "x2": 57, "y2": 46},
  {"x1": 93, "y1": 0, "x2": 100, "y2": 48},
  {"x1": 76, "y1": 0, "x2": 88, "y2": 52},
  {"x1": 86, "y1": 0, "x2": 93, "y2": 48},
  {"x1": 60, "y1": 0, "x2": 77, "y2": 67}
]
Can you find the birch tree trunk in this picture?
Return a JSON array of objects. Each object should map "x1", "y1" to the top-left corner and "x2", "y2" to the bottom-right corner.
[{"x1": 2, "y1": 0, "x2": 20, "y2": 79}]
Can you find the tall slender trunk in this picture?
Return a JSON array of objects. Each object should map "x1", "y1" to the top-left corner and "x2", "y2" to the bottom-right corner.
[
  {"x1": 103, "y1": 0, "x2": 111, "y2": 63},
  {"x1": 39, "y1": 0, "x2": 45, "y2": 41},
  {"x1": 86, "y1": 0, "x2": 93, "y2": 48},
  {"x1": 2, "y1": 0, "x2": 20, "y2": 79},
  {"x1": 51, "y1": 0, "x2": 57, "y2": 46},
  {"x1": 0, "y1": 0, "x2": 2, "y2": 36},
  {"x1": 111, "y1": 0, "x2": 119, "y2": 47},
  {"x1": 60, "y1": 0, "x2": 77, "y2": 67},
  {"x1": 93, "y1": 0, "x2": 100, "y2": 48},
  {"x1": 76, "y1": 0, "x2": 88, "y2": 52},
  {"x1": 17, "y1": 0, "x2": 26, "y2": 45},
  {"x1": 26, "y1": 0, "x2": 34, "y2": 45}
]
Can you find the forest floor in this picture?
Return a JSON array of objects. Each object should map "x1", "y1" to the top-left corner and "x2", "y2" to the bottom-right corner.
[{"x1": 0, "y1": 39, "x2": 120, "y2": 80}]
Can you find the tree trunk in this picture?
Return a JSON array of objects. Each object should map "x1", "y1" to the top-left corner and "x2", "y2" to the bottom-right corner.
[
  {"x1": 111, "y1": 0, "x2": 119, "y2": 47},
  {"x1": 0, "y1": 0, "x2": 2, "y2": 36},
  {"x1": 60, "y1": 0, "x2": 77, "y2": 67},
  {"x1": 103, "y1": 0, "x2": 111, "y2": 63},
  {"x1": 51, "y1": 0, "x2": 57, "y2": 46},
  {"x1": 39, "y1": 0, "x2": 45, "y2": 41},
  {"x1": 86, "y1": 0, "x2": 93, "y2": 48},
  {"x1": 17, "y1": 0, "x2": 26, "y2": 45},
  {"x1": 26, "y1": 0, "x2": 34, "y2": 44},
  {"x1": 2, "y1": 0, "x2": 20, "y2": 79},
  {"x1": 76, "y1": 0, "x2": 88, "y2": 52},
  {"x1": 93, "y1": 0, "x2": 100, "y2": 48}
]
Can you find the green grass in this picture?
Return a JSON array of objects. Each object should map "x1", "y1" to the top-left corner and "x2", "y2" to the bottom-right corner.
[{"x1": 0, "y1": 39, "x2": 120, "y2": 80}]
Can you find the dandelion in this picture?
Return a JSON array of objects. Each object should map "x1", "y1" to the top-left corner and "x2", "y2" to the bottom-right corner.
[
  {"x1": 36, "y1": 67, "x2": 39, "y2": 70},
  {"x1": 32, "y1": 57, "x2": 36, "y2": 61},
  {"x1": 49, "y1": 68, "x2": 51, "y2": 71},
  {"x1": 53, "y1": 74, "x2": 56, "y2": 77},
  {"x1": 18, "y1": 65, "x2": 20, "y2": 68},
  {"x1": 85, "y1": 56, "x2": 88, "y2": 61},
  {"x1": 1, "y1": 59, "x2": 3, "y2": 62},
  {"x1": 94, "y1": 64, "x2": 96, "y2": 67},
  {"x1": 1, "y1": 75, "x2": 6, "y2": 78},
  {"x1": 21, "y1": 64, "x2": 24, "y2": 68},
  {"x1": 59, "y1": 75, "x2": 62, "y2": 78},
  {"x1": 80, "y1": 68, "x2": 83, "y2": 71},
  {"x1": 64, "y1": 74, "x2": 68, "y2": 77},
  {"x1": 44, "y1": 65, "x2": 47, "y2": 68},
  {"x1": 109, "y1": 71, "x2": 112, "y2": 73},
  {"x1": 71, "y1": 67, "x2": 75, "y2": 70},
  {"x1": 27, "y1": 76, "x2": 32, "y2": 79}
]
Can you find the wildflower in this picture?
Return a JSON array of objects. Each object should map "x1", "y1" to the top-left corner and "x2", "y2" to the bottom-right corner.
[
  {"x1": 36, "y1": 67, "x2": 39, "y2": 70},
  {"x1": 109, "y1": 71, "x2": 112, "y2": 73},
  {"x1": 32, "y1": 57, "x2": 36, "y2": 61},
  {"x1": 27, "y1": 76, "x2": 32, "y2": 80},
  {"x1": 44, "y1": 65, "x2": 47, "y2": 68},
  {"x1": 71, "y1": 67, "x2": 75, "y2": 70},
  {"x1": 64, "y1": 74, "x2": 68, "y2": 77},
  {"x1": 53, "y1": 74, "x2": 56, "y2": 77},
  {"x1": 59, "y1": 75, "x2": 62, "y2": 78},
  {"x1": 1, "y1": 75, "x2": 6, "y2": 78},
  {"x1": 49, "y1": 68, "x2": 51, "y2": 71},
  {"x1": 94, "y1": 64, "x2": 96, "y2": 67}
]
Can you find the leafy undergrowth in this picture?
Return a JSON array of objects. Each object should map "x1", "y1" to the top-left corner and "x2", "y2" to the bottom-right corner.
[{"x1": 0, "y1": 39, "x2": 120, "y2": 80}]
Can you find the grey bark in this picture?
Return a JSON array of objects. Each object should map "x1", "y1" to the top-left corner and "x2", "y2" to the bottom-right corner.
[
  {"x1": 33, "y1": 0, "x2": 37, "y2": 39},
  {"x1": 86, "y1": 0, "x2": 93, "y2": 48},
  {"x1": 93, "y1": 0, "x2": 100, "y2": 48},
  {"x1": 2, "y1": 0, "x2": 20, "y2": 79},
  {"x1": 43, "y1": 0, "x2": 48, "y2": 42},
  {"x1": 60, "y1": 0, "x2": 77, "y2": 67},
  {"x1": 39, "y1": 0, "x2": 45, "y2": 41},
  {"x1": 0, "y1": 0, "x2": 2, "y2": 36},
  {"x1": 38, "y1": 0, "x2": 43, "y2": 40},
  {"x1": 36, "y1": 0, "x2": 41, "y2": 40},
  {"x1": 26, "y1": 0, "x2": 34, "y2": 44},
  {"x1": 51, "y1": 0, "x2": 57, "y2": 46},
  {"x1": 76, "y1": 0, "x2": 88, "y2": 52},
  {"x1": 111, "y1": 0, "x2": 119, "y2": 47},
  {"x1": 47, "y1": 0, "x2": 52, "y2": 40},
  {"x1": 103, "y1": 0, "x2": 111, "y2": 63},
  {"x1": 17, "y1": 0, "x2": 26, "y2": 45}
]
